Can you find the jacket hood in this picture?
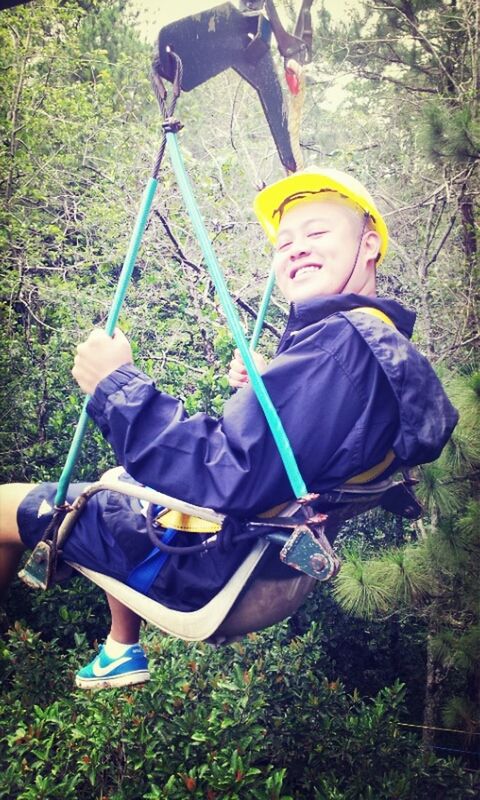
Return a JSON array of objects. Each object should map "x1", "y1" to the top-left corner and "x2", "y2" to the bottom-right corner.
[{"x1": 292, "y1": 294, "x2": 416, "y2": 339}]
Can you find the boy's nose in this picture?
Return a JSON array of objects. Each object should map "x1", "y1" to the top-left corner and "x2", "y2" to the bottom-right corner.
[{"x1": 289, "y1": 240, "x2": 311, "y2": 260}]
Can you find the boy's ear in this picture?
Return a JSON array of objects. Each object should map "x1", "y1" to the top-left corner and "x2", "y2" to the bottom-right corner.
[{"x1": 364, "y1": 230, "x2": 381, "y2": 265}]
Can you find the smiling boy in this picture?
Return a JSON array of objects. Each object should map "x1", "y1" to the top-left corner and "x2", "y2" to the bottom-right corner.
[{"x1": 0, "y1": 167, "x2": 457, "y2": 688}]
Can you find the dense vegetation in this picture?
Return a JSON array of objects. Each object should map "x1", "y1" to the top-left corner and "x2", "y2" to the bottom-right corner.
[{"x1": 1, "y1": 0, "x2": 478, "y2": 797}]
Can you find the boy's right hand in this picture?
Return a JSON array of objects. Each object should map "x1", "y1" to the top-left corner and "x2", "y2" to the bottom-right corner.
[{"x1": 228, "y1": 348, "x2": 268, "y2": 389}]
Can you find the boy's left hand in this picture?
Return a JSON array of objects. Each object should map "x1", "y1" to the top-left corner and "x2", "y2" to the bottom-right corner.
[
  {"x1": 72, "y1": 328, "x2": 133, "y2": 395},
  {"x1": 228, "y1": 348, "x2": 267, "y2": 389}
]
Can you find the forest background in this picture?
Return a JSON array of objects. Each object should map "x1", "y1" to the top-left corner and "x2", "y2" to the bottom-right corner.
[{"x1": 0, "y1": 0, "x2": 479, "y2": 798}]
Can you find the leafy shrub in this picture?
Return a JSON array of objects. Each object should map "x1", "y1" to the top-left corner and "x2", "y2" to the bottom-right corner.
[{"x1": 0, "y1": 619, "x2": 477, "y2": 800}]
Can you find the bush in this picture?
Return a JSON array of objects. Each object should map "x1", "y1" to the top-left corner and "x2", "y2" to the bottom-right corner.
[{"x1": 0, "y1": 614, "x2": 477, "y2": 799}]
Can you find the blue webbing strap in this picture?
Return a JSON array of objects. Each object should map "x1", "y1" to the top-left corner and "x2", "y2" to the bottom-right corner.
[
  {"x1": 126, "y1": 527, "x2": 177, "y2": 594},
  {"x1": 166, "y1": 133, "x2": 308, "y2": 500}
]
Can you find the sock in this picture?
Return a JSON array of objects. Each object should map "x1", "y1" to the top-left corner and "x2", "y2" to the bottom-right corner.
[{"x1": 103, "y1": 634, "x2": 138, "y2": 659}]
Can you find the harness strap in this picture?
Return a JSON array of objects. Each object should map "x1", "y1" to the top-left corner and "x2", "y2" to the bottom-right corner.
[
  {"x1": 156, "y1": 511, "x2": 220, "y2": 533},
  {"x1": 126, "y1": 527, "x2": 177, "y2": 594},
  {"x1": 345, "y1": 448, "x2": 396, "y2": 485},
  {"x1": 157, "y1": 500, "x2": 291, "y2": 534}
]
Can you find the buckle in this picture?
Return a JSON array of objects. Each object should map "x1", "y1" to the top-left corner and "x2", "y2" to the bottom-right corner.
[
  {"x1": 18, "y1": 541, "x2": 57, "y2": 591},
  {"x1": 280, "y1": 523, "x2": 341, "y2": 581}
]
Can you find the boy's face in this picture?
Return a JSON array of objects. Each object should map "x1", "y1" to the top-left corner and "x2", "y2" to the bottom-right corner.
[{"x1": 272, "y1": 198, "x2": 378, "y2": 303}]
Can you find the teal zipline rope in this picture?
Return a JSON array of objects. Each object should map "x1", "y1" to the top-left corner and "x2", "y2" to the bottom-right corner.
[
  {"x1": 53, "y1": 67, "x2": 182, "y2": 508},
  {"x1": 53, "y1": 176, "x2": 159, "y2": 507},
  {"x1": 166, "y1": 132, "x2": 308, "y2": 499},
  {"x1": 250, "y1": 264, "x2": 276, "y2": 351}
]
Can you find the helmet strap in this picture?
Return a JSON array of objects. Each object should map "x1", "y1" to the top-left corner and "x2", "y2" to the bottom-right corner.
[{"x1": 338, "y1": 211, "x2": 371, "y2": 294}]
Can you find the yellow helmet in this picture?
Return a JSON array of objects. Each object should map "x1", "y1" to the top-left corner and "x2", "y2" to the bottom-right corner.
[{"x1": 253, "y1": 167, "x2": 389, "y2": 265}]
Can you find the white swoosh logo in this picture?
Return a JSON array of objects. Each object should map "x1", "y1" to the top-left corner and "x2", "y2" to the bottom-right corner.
[
  {"x1": 92, "y1": 656, "x2": 131, "y2": 677},
  {"x1": 38, "y1": 499, "x2": 53, "y2": 517}
]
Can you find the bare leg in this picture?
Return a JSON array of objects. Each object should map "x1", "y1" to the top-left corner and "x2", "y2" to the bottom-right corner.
[
  {"x1": 0, "y1": 483, "x2": 141, "y2": 644},
  {"x1": 100, "y1": 468, "x2": 143, "y2": 644},
  {"x1": 0, "y1": 483, "x2": 33, "y2": 595},
  {"x1": 106, "y1": 593, "x2": 142, "y2": 644}
]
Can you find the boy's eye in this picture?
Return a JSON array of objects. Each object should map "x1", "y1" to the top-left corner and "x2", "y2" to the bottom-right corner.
[
  {"x1": 308, "y1": 230, "x2": 327, "y2": 238},
  {"x1": 277, "y1": 240, "x2": 292, "y2": 252}
]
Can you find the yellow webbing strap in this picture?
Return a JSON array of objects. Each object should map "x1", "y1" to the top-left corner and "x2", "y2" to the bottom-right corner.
[
  {"x1": 157, "y1": 501, "x2": 291, "y2": 534},
  {"x1": 345, "y1": 448, "x2": 396, "y2": 485},
  {"x1": 158, "y1": 307, "x2": 397, "y2": 531},
  {"x1": 157, "y1": 511, "x2": 221, "y2": 533},
  {"x1": 349, "y1": 306, "x2": 395, "y2": 327}
]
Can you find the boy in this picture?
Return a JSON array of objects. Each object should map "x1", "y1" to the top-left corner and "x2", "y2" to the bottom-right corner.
[{"x1": 0, "y1": 167, "x2": 458, "y2": 688}]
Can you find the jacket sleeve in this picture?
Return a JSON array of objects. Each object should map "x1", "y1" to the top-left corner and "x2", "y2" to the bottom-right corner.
[
  {"x1": 86, "y1": 331, "x2": 390, "y2": 514},
  {"x1": 87, "y1": 363, "x2": 278, "y2": 514}
]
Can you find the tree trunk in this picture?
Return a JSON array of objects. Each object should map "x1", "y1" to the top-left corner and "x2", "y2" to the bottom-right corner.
[
  {"x1": 459, "y1": 188, "x2": 479, "y2": 331},
  {"x1": 422, "y1": 626, "x2": 442, "y2": 754}
]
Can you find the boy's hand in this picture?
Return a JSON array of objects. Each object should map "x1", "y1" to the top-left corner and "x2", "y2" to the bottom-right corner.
[
  {"x1": 72, "y1": 328, "x2": 133, "y2": 395},
  {"x1": 228, "y1": 348, "x2": 267, "y2": 389}
]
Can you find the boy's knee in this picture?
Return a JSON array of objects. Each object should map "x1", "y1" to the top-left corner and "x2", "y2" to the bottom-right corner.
[
  {"x1": 99, "y1": 466, "x2": 124, "y2": 482},
  {"x1": 0, "y1": 483, "x2": 35, "y2": 543}
]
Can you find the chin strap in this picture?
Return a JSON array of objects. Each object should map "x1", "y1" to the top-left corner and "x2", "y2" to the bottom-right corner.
[{"x1": 337, "y1": 211, "x2": 372, "y2": 295}]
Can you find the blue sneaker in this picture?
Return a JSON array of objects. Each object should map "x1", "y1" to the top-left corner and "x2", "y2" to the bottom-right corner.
[{"x1": 75, "y1": 644, "x2": 150, "y2": 689}]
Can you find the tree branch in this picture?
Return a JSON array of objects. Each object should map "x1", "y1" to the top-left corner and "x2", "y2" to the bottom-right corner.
[
  {"x1": 154, "y1": 213, "x2": 281, "y2": 339},
  {"x1": 357, "y1": 68, "x2": 437, "y2": 94},
  {"x1": 154, "y1": 211, "x2": 201, "y2": 273},
  {"x1": 234, "y1": 296, "x2": 281, "y2": 340}
]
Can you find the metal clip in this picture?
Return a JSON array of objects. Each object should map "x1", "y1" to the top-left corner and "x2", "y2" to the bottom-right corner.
[
  {"x1": 280, "y1": 523, "x2": 341, "y2": 581},
  {"x1": 162, "y1": 118, "x2": 184, "y2": 134}
]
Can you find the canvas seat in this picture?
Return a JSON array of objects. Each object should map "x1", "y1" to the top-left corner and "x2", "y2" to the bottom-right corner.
[{"x1": 65, "y1": 471, "x2": 421, "y2": 643}]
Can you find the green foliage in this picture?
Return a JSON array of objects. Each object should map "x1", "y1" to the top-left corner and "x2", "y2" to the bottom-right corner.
[
  {"x1": 380, "y1": 546, "x2": 432, "y2": 607},
  {"x1": 333, "y1": 371, "x2": 480, "y2": 748},
  {"x1": 0, "y1": 621, "x2": 476, "y2": 799},
  {"x1": 4, "y1": 575, "x2": 109, "y2": 648},
  {"x1": 420, "y1": 100, "x2": 479, "y2": 163},
  {"x1": 331, "y1": 550, "x2": 392, "y2": 618},
  {"x1": 416, "y1": 461, "x2": 463, "y2": 517},
  {"x1": 0, "y1": 0, "x2": 280, "y2": 484},
  {"x1": 316, "y1": 0, "x2": 479, "y2": 357},
  {"x1": 1, "y1": 0, "x2": 479, "y2": 791},
  {"x1": 442, "y1": 696, "x2": 479, "y2": 740},
  {"x1": 441, "y1": 373, "x2": 480, "y2": 469},
  {"x1": 0, "y1": 0, "x2": 155, "y2": 483},
  {"x1": 333, "y1": 543, "x2": 432, "y2": 619}
]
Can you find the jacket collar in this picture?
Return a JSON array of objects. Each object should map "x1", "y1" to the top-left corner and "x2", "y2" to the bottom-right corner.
[{"x1": 290, "y1": 294, "x2": 416, "y2": 339}]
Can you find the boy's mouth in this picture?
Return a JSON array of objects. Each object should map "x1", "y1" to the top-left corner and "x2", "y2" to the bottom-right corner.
[{"x1": 290, "y1": 264, "x2": 323, "y2": 280}]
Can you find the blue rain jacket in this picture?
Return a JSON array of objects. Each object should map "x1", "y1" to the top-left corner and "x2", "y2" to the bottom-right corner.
[
  {"x1": 87, "y1": 293, "x2": 458, "y2": 515},
  {"x1": 19, "y1": 292, "x2": 457, "y2": 614}
]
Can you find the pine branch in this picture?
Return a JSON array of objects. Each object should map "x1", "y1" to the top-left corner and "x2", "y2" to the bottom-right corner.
[
  {"x1": 370, "y1": 1, "x2": 462, "y2": 95},
  {"x1": 356, "y1": 68, "x2": 438, "y2": 94}
]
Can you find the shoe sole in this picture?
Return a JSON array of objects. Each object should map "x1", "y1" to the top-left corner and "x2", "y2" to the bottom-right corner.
[{"x1": 75, "y1": 670, "x2": 151, "y2": 690}]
